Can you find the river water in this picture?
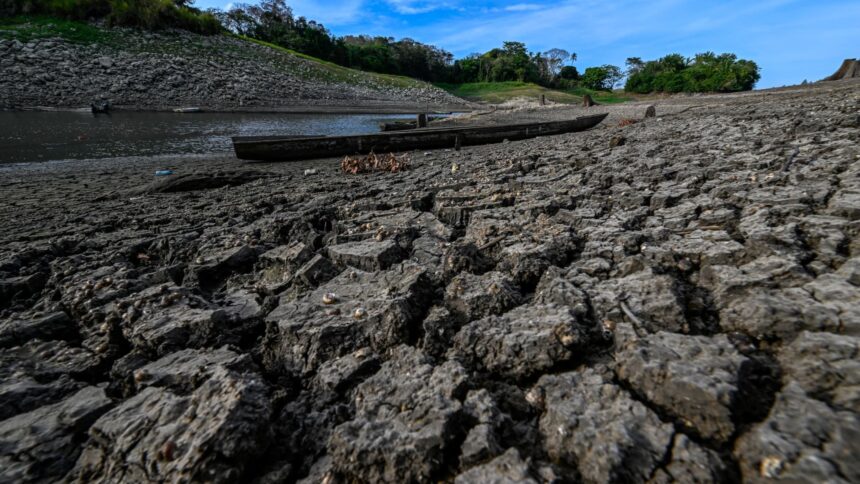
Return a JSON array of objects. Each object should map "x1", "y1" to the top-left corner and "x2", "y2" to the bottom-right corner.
[{"x1": 0, "y1": 111, "x2": 424, "y2": 164}]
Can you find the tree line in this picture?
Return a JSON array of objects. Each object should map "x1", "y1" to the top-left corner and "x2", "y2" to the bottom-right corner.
[{"x1": 4, "y1": 0, "x2": 761, "y2": 93}]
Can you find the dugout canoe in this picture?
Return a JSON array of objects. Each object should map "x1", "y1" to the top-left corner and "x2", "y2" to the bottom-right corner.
[{"x1": 232, "y1": 113, "x2": 607, "y2": 162}]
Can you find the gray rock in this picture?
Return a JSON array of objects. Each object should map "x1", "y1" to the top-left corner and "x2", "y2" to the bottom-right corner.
[
  {"x1": 648, "y1": 434, "x2": 727, "y2": 484},
  {"x1": 0, "y1": 386, "x2": 113, "y2": 483},
  {"x1": 534, "y1": 368, "x2": 674, "y2": 484}
]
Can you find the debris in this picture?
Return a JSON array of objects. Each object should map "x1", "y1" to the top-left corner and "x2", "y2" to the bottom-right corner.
[
  {"x1": 304, "y1": 168, "x2": 318, "y2": 175},
  {"x1": 618, "y1": 118, "x2": 638, "y2": 127},
  {"x1": 155, "y1": 170, "x2": 174, "y2": 176},
  {"x1": 609, "y1": 135, "x2": 627, "y2": 147},
  {"x1": 341, "y1": 152, "x2": 410, "y2": 174}
]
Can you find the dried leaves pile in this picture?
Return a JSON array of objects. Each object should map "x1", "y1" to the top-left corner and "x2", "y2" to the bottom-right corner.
[
  {"x1": 341, "y1": 152, "x2": 411, "y2": 174},
  {"x1": 618, "y1": 118, "x2": 638, "y2": 127}
]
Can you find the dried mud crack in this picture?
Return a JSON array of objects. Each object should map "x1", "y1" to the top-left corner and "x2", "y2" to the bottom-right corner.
[{"x1": 1, "y1": 79, "x2": 859, "y2": 483}]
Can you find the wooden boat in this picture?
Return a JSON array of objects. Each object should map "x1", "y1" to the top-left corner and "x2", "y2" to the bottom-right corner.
[
  {"x1": 232, "y1": 113, "x2": 608, "y2": 162},
  {"x1": 173, "y1": 107, "x2": 202, "y2": 113}
]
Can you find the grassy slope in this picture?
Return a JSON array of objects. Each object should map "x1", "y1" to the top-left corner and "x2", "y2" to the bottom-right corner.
[
  {"x1": 0, "y1": 16, "x2": 427, "y2": 89},
  {"x1": 435, "y1": 81, "x2": 632, "y2": 105}
]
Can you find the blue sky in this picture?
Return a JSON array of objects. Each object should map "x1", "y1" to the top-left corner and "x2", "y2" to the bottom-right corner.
[{"x1": 195, "y1": 0, "x2": 859, "y2": 88}]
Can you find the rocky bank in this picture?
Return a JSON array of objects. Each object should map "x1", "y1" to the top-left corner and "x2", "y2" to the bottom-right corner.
[
  {"x1": 0, "y1": 26, "x2": 466, "y2": 111},
  {"x1": 1, "y1": 79, "x2": 859, "y2": 483}
]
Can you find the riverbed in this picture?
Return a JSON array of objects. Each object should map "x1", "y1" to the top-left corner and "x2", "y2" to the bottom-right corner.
[{"x1": 0, "y1": 111, "x2": 424, "y2": 164}]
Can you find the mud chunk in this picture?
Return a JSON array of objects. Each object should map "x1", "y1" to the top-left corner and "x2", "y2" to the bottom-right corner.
[
  {"x1": 329, "y1": 346, "x2": 467, "y2": 483},
  {"x1": 132, "y1": 346, "x2": 257, "y2": 394},
  {"x1": 313, "y1": 347, "x2": 380, "y2": 395},
  {"x1": 647, "y1": 230, "x2": 745, "y2": 268},
  {"x1": 719, "y1": 287, "x2": 841, "y2": 340},
  {"x1": 455, "y1": 448, "x2": 538, "y2": 484},
  {"x1": 72, "y1": 367, "x2": 270, "y2": 483},
  {"x1": 648, "y1": 434, "x2": 727, "y2": 484},
  {"x1": 328, "y1": 239, "x2": 404, "y2": 271},
  {"x1": 699, "y1": 255, "x2": 811, "y2": 309},
  {"x1": 534, "y1": 266, "x2": 591, "y2": 317},
  {"x1": 0, "y1": 311, "x2": 76, "y2": 348},
  {"x1": 590, "y1": 268, "x2": 687, "y2": 333},
  {"x1": 0, "y1": 339, "x2": 100, "y2": 381},
  {"x1": 0, "y1": 386, "x2": 113, "y2": 483},
  {"x1": 264, "y1": 262, "x2": 433, "y2": 376},
  {"x1": 444, "y1": 271, "x2": 522, "y2": 322},
  {"x1": 615, "y1": 324, "x2": 751, "y2": 442},
  {"x1": 534, "y1": 368, "x2": 674, "y2": 484},
  {"x1": 777, "y1": 331, "x2": 860, "y2": 411},
  {"x1": 827, "y1": 188, "x2": 860, "y2": 219},
  {"x1": 187, "y1": 244, "x2": 258, "y2": 291},
  {"x1": 259, "y1": 241, "x2": 313, "y2": 284},
  {"x1": 803, "y1": 272, "x2": 860, "y2": 335},
  {"x1": 0, "y1": 374, "x2": 84, "y2": 420},
  {"x1": 0, "y1": 272, "x2": 47, "y2": 308},
  {"x1": 293, "y1": 254, "x2": 339, "y2": 288},
  {"x1": 420, "y1": 305, "x2": 459, "y2": 359},
  {"x1": 450, "y1": 304, "x2": 593, "y2": 380},
  {"x1": 734, "y1": 383, "x2": 860, "y2": 484}
]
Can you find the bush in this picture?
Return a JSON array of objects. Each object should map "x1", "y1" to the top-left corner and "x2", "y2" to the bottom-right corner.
[{"x1": 625, "y1": 52, "x2": 759, "y2": 93}]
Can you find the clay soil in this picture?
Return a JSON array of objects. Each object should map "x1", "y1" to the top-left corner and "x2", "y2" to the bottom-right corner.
[{"x1": 1, "y1": 79, "x2": 859, "y2": 483}]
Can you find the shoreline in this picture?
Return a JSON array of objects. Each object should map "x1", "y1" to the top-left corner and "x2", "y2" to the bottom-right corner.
[{"x1": 3, "y1": 103, "x2": 473, "y2": 115}]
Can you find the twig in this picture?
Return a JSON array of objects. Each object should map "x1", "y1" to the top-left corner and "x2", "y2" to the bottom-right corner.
[
  {"x1": 781, "y1": 147, "x2": 800, "y2": 172},
  {"x1": 479, "y1": 235, "x2": 507, "y2": 251},
  {"x1": 619, "y1": 300, "x2": 646, "y2": 327}
]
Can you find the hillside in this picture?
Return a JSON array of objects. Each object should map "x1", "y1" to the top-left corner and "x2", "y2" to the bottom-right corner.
[{"x1": 0, "y1": 17, "x2": 468, "y2": 111}]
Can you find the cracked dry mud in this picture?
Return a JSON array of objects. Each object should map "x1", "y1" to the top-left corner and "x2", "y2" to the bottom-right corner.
[{"x1": 1, "y1": 79, "x2": 859, "y2": 483}]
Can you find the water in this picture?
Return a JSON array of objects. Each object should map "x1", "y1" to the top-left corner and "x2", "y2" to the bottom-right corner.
[{"x1": 0, "y1": 111, "x2": 424, "y2": 164}]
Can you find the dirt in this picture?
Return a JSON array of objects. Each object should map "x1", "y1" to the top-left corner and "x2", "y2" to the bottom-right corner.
[{"x1": 0, "y1": 79, "x2": 859, "y2": 483}]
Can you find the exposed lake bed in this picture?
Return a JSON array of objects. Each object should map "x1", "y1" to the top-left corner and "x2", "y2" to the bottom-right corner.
[{"x1": 2, "y1": 79, "x2": 859, "y2": 483}]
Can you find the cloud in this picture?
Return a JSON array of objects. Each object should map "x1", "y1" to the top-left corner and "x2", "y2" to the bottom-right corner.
[
  {"x1": 504, "y1": 3, "x2": 542, "y2": 11},
  {"x1": 385, "y1": 0, "x2": 459, "y2": 14}
]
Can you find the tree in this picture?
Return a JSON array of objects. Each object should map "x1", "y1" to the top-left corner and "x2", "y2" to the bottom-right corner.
[
  {"x1": 543, "y1": 48, "x2": 570, "y2": 77},
  {"x1": 560, "y1": 65, "x2": 579, "y2": 80},
  {"x1": 581, "y1": 64, "x2": 622, "y2": 90},
  {"x1": 624, "y1": 52, "x2": 759, "y2": 93}
]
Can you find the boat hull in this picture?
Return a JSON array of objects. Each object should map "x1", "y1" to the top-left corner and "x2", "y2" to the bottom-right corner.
[{"x1": 232, "y1": 113, "x2": 608, "y2": 162}]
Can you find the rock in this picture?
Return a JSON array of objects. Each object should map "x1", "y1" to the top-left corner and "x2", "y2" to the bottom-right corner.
[
  {"x1": 187, "y1": 245, "x2": 258, "y2": 291},
  {"x1": 644, "y1": 105, "x2": 656, "y2": 118},
  {"x1": 609, "y1": 136, "x2": 626, "y2": 148},
  {"x1": 733, "y1": 383, "x2": 860, "y2": 483},
  {"x1": 313, "y1": 347, "x2": 379, "y2": 394},
  {"x1": 444, "y1": 271, "x2": 522, "y2": 322},
  {"x1": 614, "y1": 323, "x2": 758, "y2": 442},
  {"x1": 71, "y1": 367, "x2": 270, "y2": 483},
  {"x1": 327, "y1": 239, "x2": 404, "y2": 271},
  {"x1": 0, "y1": 387, "x2": 113, "y2": 483},
  {"x1": 455, "y1": 448, "x2": 538, "y2": 484},
  {"x1": 582, "y1": 94, "x2": 595, "y2": 107},
  {"x1": 534, "y1": 368, "x2": 674, "y2": 484},
  {"x1": 0, "y1": 339, "x2": 100, "y2": 381},
  {"x1": 328, "y1": 346, "x2": 467, "y2": 483},
  {"x1": 131, "y1": 346, "x2": 258, "y2": 394},
  {"x1": 450, "y1": 304, "x2": 595, "y2": 380}
]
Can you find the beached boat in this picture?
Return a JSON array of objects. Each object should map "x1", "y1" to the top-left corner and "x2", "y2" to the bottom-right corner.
[{"x1": 232, "y1": 113, "x2": 608, "y2": 162}]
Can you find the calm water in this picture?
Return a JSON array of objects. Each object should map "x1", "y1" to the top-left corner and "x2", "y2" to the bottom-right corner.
[{"x1": 0, "y1": 111, "x2": 422, "y2": 164}]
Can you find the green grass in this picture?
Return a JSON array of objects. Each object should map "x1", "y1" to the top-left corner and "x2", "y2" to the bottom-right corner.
[
  {"x1": 435, "y1": 81, "x2": 632, "y2": 105},
  {"x1": 0, "y1": 16, "x2": 117, "y2": 44}
]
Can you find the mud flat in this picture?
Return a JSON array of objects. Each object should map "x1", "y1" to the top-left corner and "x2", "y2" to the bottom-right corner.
[{"x1": 1, "y1": 79, "x2": 859, "y2": 483}]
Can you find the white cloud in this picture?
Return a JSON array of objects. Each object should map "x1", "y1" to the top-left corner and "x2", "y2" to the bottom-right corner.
[
  {"x1": 385, "y1": 0, "x2": 459, "y2": 15},
  {"x1": 504, "y1": 3, "x2": 542, "y2": 11}
]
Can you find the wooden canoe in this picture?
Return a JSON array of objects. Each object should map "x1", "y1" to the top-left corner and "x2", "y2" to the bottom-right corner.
[{"x1": 232, "y1": 113, "x2": 607, "y2": 162}]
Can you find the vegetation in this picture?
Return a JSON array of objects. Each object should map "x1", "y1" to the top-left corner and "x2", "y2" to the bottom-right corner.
[
  {"x1": 624, "y1": 53, "x2": 760, "y2": 93},
  {"x1": 4, "y1": 0, "x2": 221, "y2": 34},
  {"x1": 435, "y1": 81, "x2": 631, "y2": 105},
  {"x1": 0, "y1": 0, "x2": 760, "y2": 101}
]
